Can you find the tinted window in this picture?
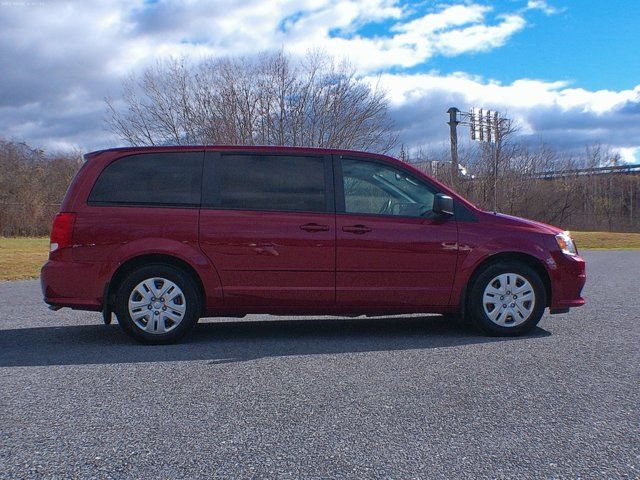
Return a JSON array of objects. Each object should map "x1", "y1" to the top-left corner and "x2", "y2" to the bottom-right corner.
[
  {"x1": 215, "y1": 154, "x2": 326, "y2": 212},
  {"x1": 342, "y1": 158, "x2": 435, "y2": 217},
  {"x1": 88, "y1": 152, "x2": 203, "y2": 206}
]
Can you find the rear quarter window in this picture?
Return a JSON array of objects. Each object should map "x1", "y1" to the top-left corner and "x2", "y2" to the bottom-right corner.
[{"x1": 88, "y1": 152, "x2": 203, "y2": 206}]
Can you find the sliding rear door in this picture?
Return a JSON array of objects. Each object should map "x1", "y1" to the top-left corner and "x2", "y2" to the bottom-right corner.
[{"x1": 198, "y1": 151, "x2": 336, "y2": 307}]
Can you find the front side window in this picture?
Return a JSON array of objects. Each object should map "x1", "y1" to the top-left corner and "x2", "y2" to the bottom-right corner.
[
  {"x1": 341, "y1": 158, "x2": 435, "y2": 217},
  {"x1": 88, "y1": 152, "x2": 203, "y2": 206},
  {"x1": 216, "y1": 154, "x2": 326, "y2": 212}
]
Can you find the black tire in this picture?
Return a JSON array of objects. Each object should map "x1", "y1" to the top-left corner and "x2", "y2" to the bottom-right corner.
[
  {"x1": 114, "y1": 264, "x2": 201, "y2": 344},
  {"x1": 467, "y1": 262, "x2": 546, "y2": 336}
]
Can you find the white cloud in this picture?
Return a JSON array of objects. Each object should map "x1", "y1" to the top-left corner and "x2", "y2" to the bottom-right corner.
[
  {"x1": 0, "y1": 0, "x2": 638, "y2": 160},
  {"x1": 375, "y1": 72, "x2": 640, "y2": 114},
  {"x1": 526, "y1": 1, "x2": 562, "y2": 15},
  {"x1": 322, "y1": 5, "x2": 526, "y2": 71},
  {"x1": 617, "y1": 147, "x2": 640, "y2": 163},
  {"x1": 432, "y1": 14, "x2": 526, "y2": 56},
  {"x1": 370, "y1": 72, "x2": 640, "y2": 156}
]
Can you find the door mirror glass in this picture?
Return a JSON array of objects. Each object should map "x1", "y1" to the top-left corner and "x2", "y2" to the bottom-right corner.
[{"x1": 433, "y1": 194, "x2": 454, "y2": 216}]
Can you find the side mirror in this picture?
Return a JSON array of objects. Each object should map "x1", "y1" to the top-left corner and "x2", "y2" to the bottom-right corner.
[{"x1": 433, "y1": 193, "x2": 454, "y2": 217}]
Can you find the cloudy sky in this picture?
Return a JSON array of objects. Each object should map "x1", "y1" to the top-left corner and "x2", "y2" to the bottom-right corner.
[{"x1": 1, "y1": 0, "x2": 639, "y2": 161}]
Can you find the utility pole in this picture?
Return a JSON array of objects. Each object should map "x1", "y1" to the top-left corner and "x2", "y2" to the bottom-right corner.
[
  {"x1": 492, "y1": 111, "x2": 500, "y2": 212},
  {"x1": 492, "y1": 138, "x2": 499, "y2": 212},
  {"x1": 447, "y1": 107, "x2": 459, "y2": 188},
  {"x1": 447, "y1": 107, "x2": 510, "y2": 210}
]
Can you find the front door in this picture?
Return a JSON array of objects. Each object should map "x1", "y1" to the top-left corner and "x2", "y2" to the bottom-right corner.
[
  {"x1": 199, "y1": 151, "x2": 335, "y2": 307},
  {"x1": 335, "y1": 156, "x2": 458, "y2": 308}
]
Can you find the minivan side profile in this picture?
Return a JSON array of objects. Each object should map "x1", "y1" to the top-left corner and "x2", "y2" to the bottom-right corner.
[{"x1": 41, "y1": 146, "x2": 586, "y2": 343}]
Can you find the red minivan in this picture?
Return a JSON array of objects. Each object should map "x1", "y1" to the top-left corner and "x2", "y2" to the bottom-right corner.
[{"x1": 41, "y1": 146, "x2": 586, "y2": 343}]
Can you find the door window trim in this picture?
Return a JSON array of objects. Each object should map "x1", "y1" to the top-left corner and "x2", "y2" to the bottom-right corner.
[{"x1": 333, "y1": 154, "x2": 448, "y2": 220}]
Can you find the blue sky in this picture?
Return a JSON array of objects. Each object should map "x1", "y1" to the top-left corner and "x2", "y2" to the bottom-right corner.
[
  {"x1": 425, "y1": 1, "x2": 639, "y2": 91},
  {"x1": 0, "y1": 0, "x2": 638, "y2": 161}
]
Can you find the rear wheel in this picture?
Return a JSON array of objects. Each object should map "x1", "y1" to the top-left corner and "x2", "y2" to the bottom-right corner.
[
  {"x1": 114, "y1": 264, "x2": 201, "y2": 344},
  {"x1": 468, "y1": 262, "x2": 546, "y2": 336}
]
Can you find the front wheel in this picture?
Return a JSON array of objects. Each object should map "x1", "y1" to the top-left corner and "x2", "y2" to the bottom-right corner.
[
  {"x1": 468, "y1": 262, "x2": 547, "y2": 336},
  {"x1": 114, "y1": 264, "x2": 201, "y2": 344}
]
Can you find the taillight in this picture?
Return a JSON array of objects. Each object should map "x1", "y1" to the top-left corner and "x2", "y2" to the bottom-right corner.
[{"x1": 50, "y1": 212, "x2": 76, "y2": 253}]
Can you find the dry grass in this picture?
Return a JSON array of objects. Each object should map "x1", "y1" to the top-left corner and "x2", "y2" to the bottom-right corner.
[
  {"x1": 0, "y1": 237, "x2": 49, "y2": 281},
  {"x1": 0, "y1": 231, "x2": 638, "y2": 281},
  {"x1": 571, "y1": 231, "x2": 640, "y2": 250}
]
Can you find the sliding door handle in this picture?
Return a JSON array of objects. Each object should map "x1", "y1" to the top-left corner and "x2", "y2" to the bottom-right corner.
[
  {"x1": 342, "y1": 225, "x2": 372, "y2": 234},
  {"x1": 300, "y1": 223, "x2": 330, "y2": 232}
]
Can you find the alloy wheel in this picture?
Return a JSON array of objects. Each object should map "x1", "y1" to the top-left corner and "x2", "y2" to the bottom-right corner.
[
  {"x1": 127, "y1": 277, "x2": 186, "y2": 334},
  {"x1": 482, "y1": 273, "x2": 535, "y2": 327}
]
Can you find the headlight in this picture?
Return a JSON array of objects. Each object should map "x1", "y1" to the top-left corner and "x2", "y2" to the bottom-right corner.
[{"x1": 555, "y1": 231, "x2": 577, "y2": 256}]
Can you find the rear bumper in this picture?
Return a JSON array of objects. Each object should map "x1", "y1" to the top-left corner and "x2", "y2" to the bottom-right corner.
[
  {"x1": 548, "y1": 252, "x2": 586, "y2": 310},
  {"x1": 41, "y1": 258, "x2": 104, "y2": 311}
]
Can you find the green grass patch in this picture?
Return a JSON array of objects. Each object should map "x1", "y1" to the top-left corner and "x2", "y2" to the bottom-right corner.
[
  {"x1": 571, "y1": 231, "x2": 640, "y2": 250},
  {"x1": 0, "y1": 237, "x2": 49, "y2": 281}
]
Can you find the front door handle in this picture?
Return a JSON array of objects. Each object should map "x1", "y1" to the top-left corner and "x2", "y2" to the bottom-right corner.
[
  {"x1": 342, "y1": 224, "x2": 372, "y2": 234},
  {"x1": 300, "y1": 223, "x2": 330, "y2": 232}
]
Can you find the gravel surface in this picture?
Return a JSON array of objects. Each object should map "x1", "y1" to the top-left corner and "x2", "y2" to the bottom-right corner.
[{"x1": 1, "y1": 250, "x2": 638, "y2": 479}]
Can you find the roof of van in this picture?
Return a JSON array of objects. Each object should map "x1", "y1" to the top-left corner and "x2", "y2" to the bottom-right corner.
[{"x1": 84, "y1": 145, "x2": 397, "y2": 160}]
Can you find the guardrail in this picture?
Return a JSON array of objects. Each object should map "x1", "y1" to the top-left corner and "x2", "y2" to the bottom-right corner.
[{"x1": 535, "y1": 164, "x2": 640, "y2": 179}]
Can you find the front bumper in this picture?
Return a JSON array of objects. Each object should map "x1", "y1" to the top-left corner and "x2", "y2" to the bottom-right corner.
[{"x1": 548, "y1": 251, "x2": 586, "y2": 310}]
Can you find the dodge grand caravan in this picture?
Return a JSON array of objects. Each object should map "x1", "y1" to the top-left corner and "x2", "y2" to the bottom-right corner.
[{"x1": 41, "y1": 146, "x2": 586, "y2": 343}]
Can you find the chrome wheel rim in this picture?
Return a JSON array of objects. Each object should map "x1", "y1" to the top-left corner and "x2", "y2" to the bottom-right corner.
[
  {"x1": 128, "y1": 277, "x2": 186, "y2": 334},
  {"x1": 482, "y1": 273, "x2": 535, "y2": 327}
]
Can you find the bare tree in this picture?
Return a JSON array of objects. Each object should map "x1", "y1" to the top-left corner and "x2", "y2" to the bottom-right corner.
[
  {"x1": 106, "y1": 51, "x2": 397, "y2": 153},
  {"x1": 0, "y1": 139, "x2": 82, "y2": 236},
  {"x1": 404, "y1": 136, "x2": 640, "y2": 233}
]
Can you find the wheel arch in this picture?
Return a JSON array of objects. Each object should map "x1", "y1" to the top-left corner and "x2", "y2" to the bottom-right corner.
[
  {"x1": 104, "y1": 253, "x2": 207, "y2": 316},
  {"x1": 462, "y1": 252, "x2": 552, "y2": 311}
]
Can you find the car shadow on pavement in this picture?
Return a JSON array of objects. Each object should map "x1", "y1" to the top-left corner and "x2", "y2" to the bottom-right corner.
[{"x1": 0, "y1": 315, "x2": 550, "y2": 368}]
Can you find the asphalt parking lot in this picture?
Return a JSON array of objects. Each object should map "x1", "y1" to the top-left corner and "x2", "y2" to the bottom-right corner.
[{"x1": 1, "y1": 250, "x2": 638, "y2": 479}]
